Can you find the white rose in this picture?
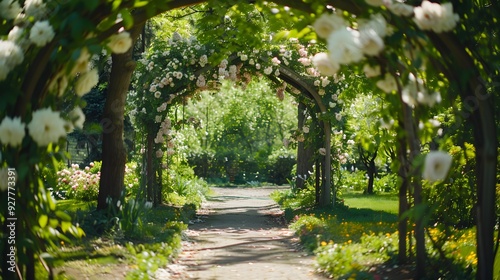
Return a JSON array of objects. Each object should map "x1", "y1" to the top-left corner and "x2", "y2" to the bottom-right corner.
[
  {"x1": 107, "y1": 31, "x2": 132, "y2": 54},
  {"x1": 0, "y1": 116, "x2": 26, "y2": 147}
]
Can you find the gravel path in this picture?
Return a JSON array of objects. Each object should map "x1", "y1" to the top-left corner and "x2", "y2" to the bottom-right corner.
[{"x1": 163, "y1": 186, "x2": 325, "y2": 280}]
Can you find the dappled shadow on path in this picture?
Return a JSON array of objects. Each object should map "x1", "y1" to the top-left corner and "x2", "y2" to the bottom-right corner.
[{"x1": 171, "y1": 187, "x2": 323, "y2": 279}]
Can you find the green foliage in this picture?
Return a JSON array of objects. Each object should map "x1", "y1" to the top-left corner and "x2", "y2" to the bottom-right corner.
[
  {"x1": 270, "y1": 182, "x2": 316, "y2": 210},
  {"x1": 339, "y1": 170, "x2": 367, "y2": 192},
  {"x1": 181, "y1": 79, "x2": 297, "y2": 184},
  {"x1": 163, "y1": 159, "x2": 211, "y2": 208},
  {"x1": 289, "y1": 215, "x2": 326, "y2": 251},
  {"x1": 124, "y1": 221, "x2": 184, "y2": 279},
  {"x1": 315, "y1": 233, "x2": 398, "y2": 279},
  {"x1": 373, "y1": 173, "x2": 399, "y2": 193},
  {"x1": 53, "y1": 161, "x2": 139, "y2": 201},
  {"x1": 267, "y1": 148, "x2": 296, "y2": 185},
  {"x1": 423, "y1": 143, "x2": 477, "y2": 228}
]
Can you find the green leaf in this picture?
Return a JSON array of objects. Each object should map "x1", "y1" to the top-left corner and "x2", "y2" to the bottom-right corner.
[
  {"x1": 273, "y1": 30, "x2": 290, "y2": 41},
  {"x1": 49, "y1": 218, "x2": 59, "y2": 228},
  {"x1": 97, "y1": 14, "x2": 118, "y2": 32},
  {"x1": 83, "y1": 0, "x2": 99, "y2": 11},
  {"x1": 112, "y1": 0, "x2": 122, "y2": 11},
  {"x1": 134, "y1": 1, "x2": 149, "y2": 8},
  {"x1": 400, "y1": 203, "x2": 429, "y2": 222},
  {"x1": 120, "y1": 9, "x2": 134, "y2": 29},
  {"x1": 55, "y1": 211, "x2": 72, "y2": 222},
  {"x1": 39, "y1": 215, "x2": 48, "y2": 228},
  {"x1": 61, "y1": 221, "x2": 72, "y2": 233},
  {"x1": 296, "y1": 27, "x2": 313, "y2": 39}
]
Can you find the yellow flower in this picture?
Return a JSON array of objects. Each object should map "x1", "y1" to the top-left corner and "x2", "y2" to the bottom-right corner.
[{"x1": 321, "y1": 241, "x2": 327, "y2": 246}]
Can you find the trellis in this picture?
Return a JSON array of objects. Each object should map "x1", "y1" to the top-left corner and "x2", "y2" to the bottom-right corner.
[{"x1": 131, "y1": 34, "x2": 343, "y2": 207}]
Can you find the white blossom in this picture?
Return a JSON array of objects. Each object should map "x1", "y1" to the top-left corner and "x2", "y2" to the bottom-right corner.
[
  {"x1": 298, "y1": 57, "x2": 311, "y2": 66},
  {"x1": 24, "y1": 0, "x2": 47, "y2": 20},
  {"x1": 376, "y1": 73, "x2": 397, "y2": 93},
  {"x1": 29, "y1": 20, "x2": 55, "y2": 47},
  {"x1": 363, "y1": 64, "x2": 381, "y2": 78},
  {"x1": 380, "y1": 118, "x2": 394, "y2": 129},
  {"x1": 359, "y1": 14, "x2": 388, "y2": 56},
  {"x1": 264, "y1": 66, "x2": 273, "y2": 75},
  {"x1": 413, "y1": 1, "x2": 459, "y2": 33},
  {"x1": 0, "y1": 116, "x2": 26, "y2": 147},
  {"x1": 0, "y1": 0, "x2": 21, "y2": 20},
  {"x1": 69, "y1": 107, "x2": 85, "y2": 130},
  {"x1": 0, "y1": 40, "x2": 24, "y2": 74},
  {"x1": 422, "y1": 151, "x2": 452, "y2": 183},
  {"x1": 196, "y1": 75, "x2": 206, "y2": 87},
  {"x1": 48, "y1": 71, "x2": 68, "y2": 96},
  {"x1": 8, "y1": 26, "x2": 25, "y2": 43},
  {"x1": 318, "y1": 148, "x2": 327, "y2": 156},
  {"x1": 199, "y1": 54, "x2": 208, "y2": 67},
  {"x1": 327, "y1": 28, "x2": 364, "y2": 65},
  {"x1": 388, "y1": 2, "x2": 414, "y2": 17},
  {"x1": 271, "y1": 57, "x2": 281, "y2": 65},
  {"x1": 313, "y1": 13, "x2": 347, "y2": 39},
  {"x1": 75, "y1": 68, "x2": 99, "y2": 96},
  {"x1": 156, "y1": 149, "x2": 163, "y2": 158},
  {"x1": 72, "y1": 48, "x2": 91, "y2": 75},
  {"x1": 28, "y1": 108, "x2": 67, "y2": 146},
  {"x1": 312, "y1": 52, "x2": 339, "y2": 76},
  {"x1": 418, "y1": 91, "x2": 441, "y2": 107},
  {"x1": 107, "y1": 31, "x2": 132, "y2": 54},
  {"x1": 335, "y1": 113, "x2": 342, "y2": 121},
  {"x1": 402, "y1": 73, "x2": 421, "y2": 106}
]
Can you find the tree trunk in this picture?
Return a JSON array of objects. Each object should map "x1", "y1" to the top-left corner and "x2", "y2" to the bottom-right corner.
[
  {"x1": 397, "y1": 137, "x2": 409, "y2": 264},
  {"x1": 320, "y1": 121, "x2": 332, "y2": 207},
  {"x1": 401, "y1": 101, "x2": 425, "y2": 279},
  {"x1": 315, "y1": 158, "x2": 321, "y2": 205},
  {"x1": 155, "y1": 163, "x2": 163, "y2": 206},
  {"x1": 97, "y1": 25, "x2": 144, "y2": 210},
  {"x1": 366, "y1": 160, "x2": 375, "y2": 194},
  {"x1": 296, "y1": 102, "x2": 314, "y2": 190},
  {"x1": 146, "y1": 128, "x2": 155, "y2": 203}
]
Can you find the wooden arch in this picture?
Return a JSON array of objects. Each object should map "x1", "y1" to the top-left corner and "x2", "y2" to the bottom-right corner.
[{"x1": 144, "y1": 53, "x2": 336, "y2": 207}]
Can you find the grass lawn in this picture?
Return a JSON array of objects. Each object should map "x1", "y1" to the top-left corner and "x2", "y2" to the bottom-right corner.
[
  {"x1": 50, "y1": 199, "x2": 191, "y2": 279},
  {"x1": 275, "y1": 189, "x2": 499, "y2": 279},
  {"x1": 343, "y1": 192, "x2": 399, "y2": 214}
]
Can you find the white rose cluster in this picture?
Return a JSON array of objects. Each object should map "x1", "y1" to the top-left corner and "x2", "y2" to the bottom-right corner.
[
  {"x1": 366, "y1": 0, "x2": 459, "y2": 32},
  {"x1": 312, "y1": 12, "x2": 389, "y2": 76},
  {"x1": 0, "y1": 105, "x2": 85, "y2": 148},
  {"x1": 413, "y1": 1, "x2": 459, "y2": 33}
]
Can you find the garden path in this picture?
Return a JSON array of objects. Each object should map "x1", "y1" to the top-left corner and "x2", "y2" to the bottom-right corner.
[{"x1": 160, "y1": 186, "x2": 325, "y2": 280}]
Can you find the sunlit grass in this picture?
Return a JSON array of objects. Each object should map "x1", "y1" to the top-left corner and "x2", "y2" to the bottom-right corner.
[
  {"x1": 343, "y1": 192, "x2": 399, "y2": 214},
  {"x1": 56, "y1": 199, "x2": 96, "y2": 213},
  {"x1": 273, "y1": 189, "x2": 496, "y2": 279}
]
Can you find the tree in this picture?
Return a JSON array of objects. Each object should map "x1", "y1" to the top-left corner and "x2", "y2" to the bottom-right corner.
[{"x1": 97, "y1": 24, "x2": 144, "y2": 210}]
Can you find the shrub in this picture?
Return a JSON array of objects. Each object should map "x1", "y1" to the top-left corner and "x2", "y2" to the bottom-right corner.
[
  {"x1": 270, "y1": 182, "x2": 316, "y2": 210},
  {"x1": 289, "y1": 215, "x2": 326, "y2": 251},
  {"x1": 267, "y1": 149, "x2": 296, "y2": 185},
  {"x1": 55, "y1": 161, "x2": 139, "y2": 201},
  {"x1": 339, "y1": 169, "x2": 367, "y2": 192},
  {"x1": 373, "y1": 173, "x2": 399, "y2": 193},
  {"x1": 56, "y1": 163, "x2": 100, "y2": 201},
  {"x1": 163, "y1": 161, "x2": 210, "y2": 208}
]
